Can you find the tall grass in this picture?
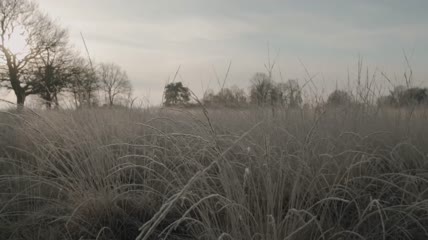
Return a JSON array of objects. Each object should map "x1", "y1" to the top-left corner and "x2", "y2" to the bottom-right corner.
[{"x1": 1, "y1": 106, "x2": 428, "y2": 239}]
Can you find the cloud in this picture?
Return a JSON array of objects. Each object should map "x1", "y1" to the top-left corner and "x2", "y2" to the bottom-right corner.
[{"x1": 32, "y1": 0, "x2": 428, "y2": 105}]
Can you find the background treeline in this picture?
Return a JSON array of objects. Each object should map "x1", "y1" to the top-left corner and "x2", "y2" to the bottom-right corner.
[
  {"x1": 164, "y1": 65, "x2": 428, "y2": 109},
  {"x1": 0, "y1": 0, "x2": 133, "y2": 109},
  {"x1": 164, "y1": 74, "x2": 428, "y2": 109}
]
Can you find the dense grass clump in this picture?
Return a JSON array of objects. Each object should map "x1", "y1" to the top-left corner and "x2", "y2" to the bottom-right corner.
[{"x1": 1, "y1": 106, "x2": 428, "y2": 240}]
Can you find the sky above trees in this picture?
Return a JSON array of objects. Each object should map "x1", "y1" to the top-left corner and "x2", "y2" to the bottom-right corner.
[{"x1": 3, "y1": 0, "x2": 428, "y2": 105}]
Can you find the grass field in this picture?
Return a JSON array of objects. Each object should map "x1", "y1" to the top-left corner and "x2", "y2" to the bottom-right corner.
[{"x1": 1, "y1": 106, "x2": 428, "y2": 239}]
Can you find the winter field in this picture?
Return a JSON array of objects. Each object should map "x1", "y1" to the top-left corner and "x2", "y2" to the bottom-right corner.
[{"x1": 1, "y1": 106, "x2": 428, "y2": 240}]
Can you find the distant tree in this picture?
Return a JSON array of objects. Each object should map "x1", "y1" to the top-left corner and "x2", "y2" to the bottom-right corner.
[
  {"x1": 216, "y1": 86, "x2": 247, "y2": 105},
  {"x1": 230, "y1": 86, "x2": 247, "y2": 105},
  {"x1": 277, "y1": 79, "x2": 303, "y2": 108},
  {"x1": 163, "y1": 82, "x2": 191, "y2": 106},
  {"x1": 0, "y1": 0, "x2": 65, "y2": 107},
  {"x1": 327, "y1": 90, "x2": 352, "y2": 106},
  {"x1": 399, "y1": 87, "x2": 428, "y2": 106},
  {"x1": 203, "y1": 86, "x2": 247, "y2": 107},
  {"x1": 68, "y1": 58, "x2": 99, "y2": 108},
  {"x1": 202, "y1": 89, "x2": 215, "y2": 105},
  {"x1": 214, "y1": 88, "x2": 234, "y2": 105},
  {"x1": 378, "y1": 86, "x2": 428, "y2": 107},
  {"x1": 390, "y1": 85, "x2": 406, "y2": 106},
  {"x1": 98, "y1": 63, "x2": 132, "y2": 106},
  {"x1": 249, "y1": 72, "x2": 274, "y2": 105}
]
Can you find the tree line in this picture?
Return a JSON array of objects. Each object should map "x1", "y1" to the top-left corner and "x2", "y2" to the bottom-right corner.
[
  {"x1": 164, "y1": 72, "x2": 304, "y2": 108},
  {"x1": 164, "y1": 73, "x2": 428, "y2": 108},
  {"x1": 0, "y1": 0, "x2": 132, "y2": 109}
]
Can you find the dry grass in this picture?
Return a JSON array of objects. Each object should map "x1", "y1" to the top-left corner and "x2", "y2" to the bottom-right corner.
[{"x1": 1, "y1": 106, "x2": 428, "y2": 239}]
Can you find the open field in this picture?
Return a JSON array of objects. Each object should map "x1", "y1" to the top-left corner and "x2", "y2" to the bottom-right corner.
[
  {"x1": 1, "y1": 106, "x2": 428, "y2": 239},
  {"x1": 1, "y1": 0, "x2": 428, "y2": 239}
]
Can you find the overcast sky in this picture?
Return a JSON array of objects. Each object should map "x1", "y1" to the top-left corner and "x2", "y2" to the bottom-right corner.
[{"x1": 4, "y1": 0, "x2": 428, "y2": 105}]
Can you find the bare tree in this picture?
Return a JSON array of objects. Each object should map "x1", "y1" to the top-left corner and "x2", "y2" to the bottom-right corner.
[
  {"x1": 0, "y1": 0, "x2": 63, "y2": 107},
  {"x1": 327, "y1": 89, "x2": 352, "y2": 107},
  {"x1": 249, "y1": 72, "x2": 274, "y2": 105},
  {"x1": 98, "y1": 62, "x2": 132, "y2": 106},
  {"x1": 32, "y1": 21, "x2": 72, "y2": 109},
  {"x1": 277, "y1": 79, "x2": 303, "y2": 108},
  {"x1": 68, "y1": 57, "x2": 99, "y2": 108},
  {"x1": 203, "y1": 86, "x2": 247, "y2": 107}
]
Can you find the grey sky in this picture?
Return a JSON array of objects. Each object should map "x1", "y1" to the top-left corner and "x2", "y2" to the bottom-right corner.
[{"x1": 13, "y1": 0, "x2": 428, "y2": 104}]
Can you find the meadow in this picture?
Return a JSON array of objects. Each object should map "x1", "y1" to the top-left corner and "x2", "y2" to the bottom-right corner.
[{"x1": 1, "y1": 105, "x2": 428, "y2": 240}]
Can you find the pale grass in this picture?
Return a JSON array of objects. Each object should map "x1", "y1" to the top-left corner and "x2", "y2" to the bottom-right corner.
[{"x1": 0, "y1": 106, "x2": 428, "y2": 239}]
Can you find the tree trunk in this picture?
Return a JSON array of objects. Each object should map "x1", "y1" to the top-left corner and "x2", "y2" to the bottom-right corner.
[
  {"x1": 3, "y1": 50, "x2": 27, "y2": 109},
  {"x1": 16, "y1": 91, "x2": 26, "y2": 110},
  {"x1": 44, "y1": 94, "x2": 53, "y2": 109},
  {"x1": 45, "y1": 100, "x2": 52, "y2": 109},
  {"x1": 53, "y1": 93, "x2": 60, "y2": 109},
  {"x1": 108, "y1": 89, "x2": 114, "y2": 107}
]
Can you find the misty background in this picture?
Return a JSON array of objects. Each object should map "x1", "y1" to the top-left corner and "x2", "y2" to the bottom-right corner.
[{"x1": 2, "y1": 0, "x2": 428, "y2": 105}]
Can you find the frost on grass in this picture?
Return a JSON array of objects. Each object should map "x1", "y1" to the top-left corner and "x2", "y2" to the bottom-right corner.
[{"x1": 1, "y1": 107, "x2": 428, "y2": 240}]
